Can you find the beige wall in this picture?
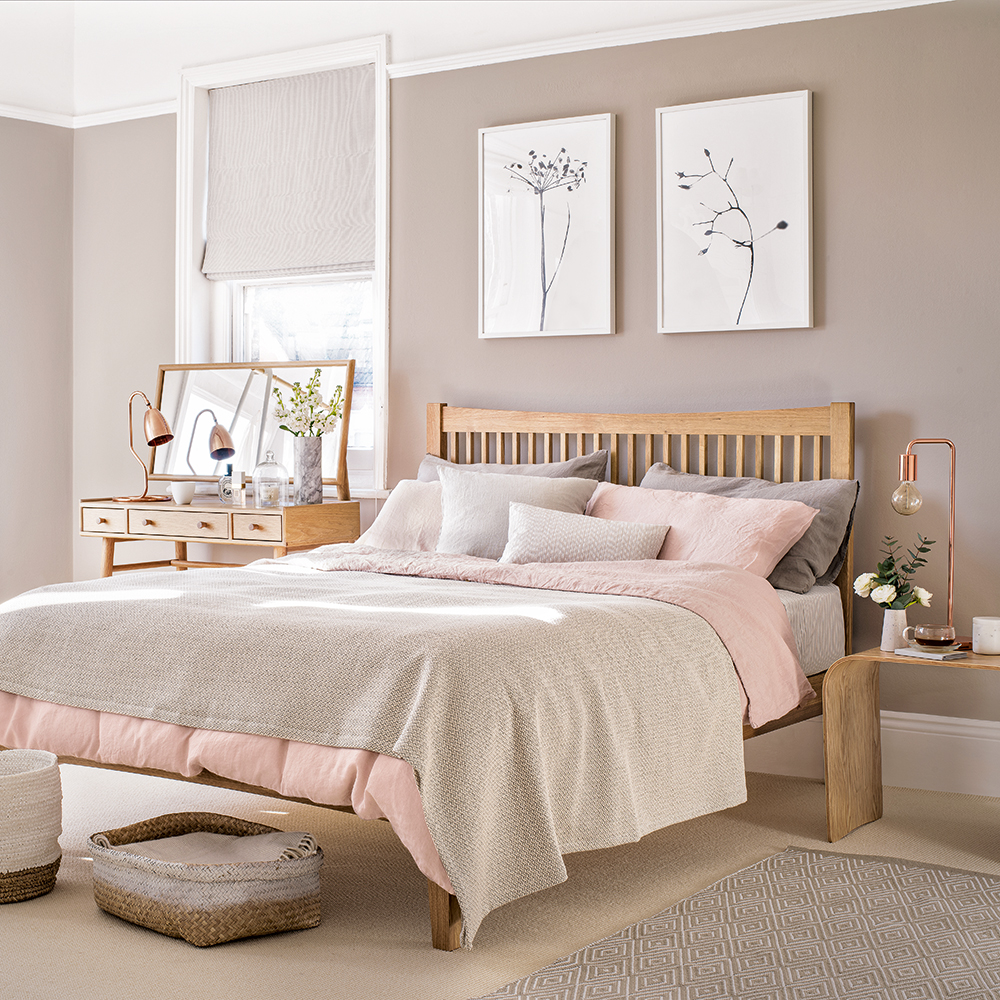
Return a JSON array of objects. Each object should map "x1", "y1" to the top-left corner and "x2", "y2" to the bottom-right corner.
[
  {"x1": 389, "y1": 0, "x2": 1000, "y2": 717},
  {"x1": 72, "y1": 115, "x2": 177, "y2": 580},
  {"x1": 4, "y1": 1, "x2": 998, "y2": 723},
  {"x1": 0, "y1": 117, "x2": 73, "y2": 602}
]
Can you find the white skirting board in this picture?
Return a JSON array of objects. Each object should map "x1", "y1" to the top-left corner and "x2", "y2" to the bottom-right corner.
[{"x1": 744, "y1": 711, "x2": 1000, "y2": 799}]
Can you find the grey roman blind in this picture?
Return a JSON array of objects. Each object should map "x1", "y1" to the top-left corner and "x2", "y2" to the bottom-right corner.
[{"x1": 201, "y1": 64, "x2": 376, "y2": 281}]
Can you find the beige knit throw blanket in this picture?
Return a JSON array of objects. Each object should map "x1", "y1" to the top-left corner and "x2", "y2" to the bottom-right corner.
[{"x1": 0, "y1": 546, "x2": 809, "y2": 944}]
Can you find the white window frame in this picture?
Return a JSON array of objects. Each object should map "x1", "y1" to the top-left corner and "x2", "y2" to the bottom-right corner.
[{"x1": 175, "y1": 38, "x2": 389, "y2": 495}]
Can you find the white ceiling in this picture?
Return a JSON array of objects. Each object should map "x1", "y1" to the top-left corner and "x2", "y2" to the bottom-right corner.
[{"x1": 0, "y1": 0, "x2": 945, "y2": 122}]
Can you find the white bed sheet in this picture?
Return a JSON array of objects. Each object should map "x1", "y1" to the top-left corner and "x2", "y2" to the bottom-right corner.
[{"x1": 776, "y1": 583, "x2": 845, "y2": 676}]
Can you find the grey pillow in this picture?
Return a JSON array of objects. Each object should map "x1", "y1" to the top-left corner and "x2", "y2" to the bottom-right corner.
[
  {"x1": 418, "y1": 450, "x2": 608, "y2": 483},
  {"x1": 436, "y1": 467, "x2": 599, "y2": 560},
  {"x1": 638, "y1": 465, "x2": 859, "y2": 593},
  {"x1": 499, "y1": 502, "x2": 669, "y2": 565}
]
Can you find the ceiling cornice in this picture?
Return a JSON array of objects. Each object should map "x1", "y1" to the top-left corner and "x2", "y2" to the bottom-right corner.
[
  {"x1": 0, "y1": 0, "x2": 949, "y2": 129},
  {"x1": 387, "y1": 0, "x2": 948, "y2": 79}
]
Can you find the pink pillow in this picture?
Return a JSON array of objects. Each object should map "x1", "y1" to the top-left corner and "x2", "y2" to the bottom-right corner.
[{"x1": 586, "y1": 482, "x2": 818, "y2": 578}]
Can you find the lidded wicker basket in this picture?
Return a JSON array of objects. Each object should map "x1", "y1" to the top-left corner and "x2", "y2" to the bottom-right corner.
[
  {"x1": 0, "y1": 748, "x2": 63, "y2": 904},
  {"x1": 88, "y1": 812, "x2": 323, "y2": 946}
]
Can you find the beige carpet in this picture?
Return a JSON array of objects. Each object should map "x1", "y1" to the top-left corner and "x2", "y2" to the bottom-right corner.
[{"x1": 2, "y1": 766, "x2": 999, "y2": 1000}]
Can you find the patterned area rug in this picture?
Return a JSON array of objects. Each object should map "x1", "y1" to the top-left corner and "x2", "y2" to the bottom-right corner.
[{"x1": 472, "y1": 847, "x2": 1000, "y2": 999}]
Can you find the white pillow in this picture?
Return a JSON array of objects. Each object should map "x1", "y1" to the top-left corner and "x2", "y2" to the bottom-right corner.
[
  {"x1": 499, "y1": 503, "x2": 669, "y2": 564},
  {"x1": 357, "y1": 480, "x2": 442, "y2": 552},
  {"x1": 436, "y1": 467, "x2": 599, "y2": 560},
  {"x1": 417, "y1": 450, "x2": 608, "y2": 483}
]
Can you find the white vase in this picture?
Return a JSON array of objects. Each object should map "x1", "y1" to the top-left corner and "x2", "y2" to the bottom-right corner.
[
  {"x1": 293, "y1": 436, "x2": 323, "y2": 505},
  {"x1": 880, "y1": 608, "x2": 908, "y2": 652}
]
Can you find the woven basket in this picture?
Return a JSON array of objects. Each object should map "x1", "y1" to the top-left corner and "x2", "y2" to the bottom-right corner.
[
  {"x1": 0, "y1": 749, "x2": 62, "y2": 904},
  {"x1": 88, "y1": 812, "x2": 323, "y2": 946}
]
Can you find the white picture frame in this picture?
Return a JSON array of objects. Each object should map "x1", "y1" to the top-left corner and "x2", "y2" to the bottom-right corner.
[
  {"x1": 656, "y1": 91, "x2": 812, "y2": 334},
  {"x1": 479, "y1": 113, "x2": 615, "y2": 339}
]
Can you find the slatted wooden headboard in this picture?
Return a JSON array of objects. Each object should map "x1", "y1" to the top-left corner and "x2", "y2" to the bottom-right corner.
[{"x1": 427, "y1": 402, "x2": 856, "y2": 650}]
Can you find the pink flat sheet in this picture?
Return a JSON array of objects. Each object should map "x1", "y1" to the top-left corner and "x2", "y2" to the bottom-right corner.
[{"x1": 0, "y1": 690, "x2": 454, "y2": 894}]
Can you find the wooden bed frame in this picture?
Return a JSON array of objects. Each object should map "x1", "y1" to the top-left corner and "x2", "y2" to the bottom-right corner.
[{"x1": 10, "y1": 401, "x2": 856, "y2": 952}]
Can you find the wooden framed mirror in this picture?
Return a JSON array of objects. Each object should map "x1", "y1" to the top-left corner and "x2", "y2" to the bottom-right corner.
[{"x1": 148, "y1": 361, "x2": 354, "y2": 500}]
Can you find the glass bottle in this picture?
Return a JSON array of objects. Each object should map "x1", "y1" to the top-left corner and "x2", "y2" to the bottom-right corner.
[{"x1": 252, "y1": 450, "x2": 289, "y2": 507}]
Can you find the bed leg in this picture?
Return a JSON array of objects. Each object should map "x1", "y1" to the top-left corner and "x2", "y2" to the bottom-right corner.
[{"x1": 427, "y1": 879, "x2": 462, "y2": 951}]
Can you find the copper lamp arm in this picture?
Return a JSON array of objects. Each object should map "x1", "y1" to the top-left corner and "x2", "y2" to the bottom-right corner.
[{"x1": 900, "y1": 438, "x2": 956, "y2": 628}]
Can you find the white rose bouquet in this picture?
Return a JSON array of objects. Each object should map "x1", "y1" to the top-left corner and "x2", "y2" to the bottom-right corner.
[
  {"x1": 272, "y1": 368, "x2": 344, "y2": 437},
  {"x1": 854, "y1": 534, "x2": 935, "y2": 610}
]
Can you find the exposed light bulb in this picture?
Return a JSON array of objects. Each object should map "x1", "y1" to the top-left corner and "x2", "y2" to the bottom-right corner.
[{"x1": 891, "y1": 480, "x2": 923, "y2": 515}]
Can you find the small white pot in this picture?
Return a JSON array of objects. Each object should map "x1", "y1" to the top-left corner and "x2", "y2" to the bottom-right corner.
[{"x1": 880, "y1": 608, "x2": 909, "y2": 652}]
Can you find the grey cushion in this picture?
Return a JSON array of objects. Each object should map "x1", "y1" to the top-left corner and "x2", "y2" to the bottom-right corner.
[
  {"x1": 418, "y1": 450, "x2": 608, "y2": 483},
  {"x1": 638, "y1": 465, "x2": 859, "y2": 593},
  {"x1": 436, "y1": 467, "x2": 599, "y2": 560},
  {"x1": 499, "y1": 502, "x2": 669, "y2": 565}
]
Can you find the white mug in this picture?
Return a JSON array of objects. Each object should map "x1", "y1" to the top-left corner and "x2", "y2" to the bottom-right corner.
[
  {"x1": 972, "y1": 617, "x2": 1000, "y2": 655},
  {"x1": 170, "y1": 481, "x2": 197, "y2": 505}
]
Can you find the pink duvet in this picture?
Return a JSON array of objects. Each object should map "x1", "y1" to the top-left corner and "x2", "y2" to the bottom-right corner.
[{"x1": 0, "y1": 690, "x2": 454, "y2": 893}]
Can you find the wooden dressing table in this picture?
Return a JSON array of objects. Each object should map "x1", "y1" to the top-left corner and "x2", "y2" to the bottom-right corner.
[
  {"x1": 84, "y1": 360, "x2": 361, "y2": 576},
  {"x1": 80, "y1": 496, "x2": 360, "y2": 577}
]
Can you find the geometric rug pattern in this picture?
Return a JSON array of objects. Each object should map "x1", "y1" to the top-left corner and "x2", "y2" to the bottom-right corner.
[{"x1": 471, "y1": 847, "x2": 1000, "y2": 999}]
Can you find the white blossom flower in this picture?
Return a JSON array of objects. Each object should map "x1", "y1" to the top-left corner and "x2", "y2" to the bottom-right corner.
[
  {"x1": 870, "y1": 584, "x2": 897, "y2": 606},
  {"x1": 272, "y1": 369, "x2": 344, "y2": 437},
  {"x1": 912, "y1": 586, "x2": 932, "y2": 607},
  {"x1": 854, "y1": 572, "x2": 877, "y2": 597}
]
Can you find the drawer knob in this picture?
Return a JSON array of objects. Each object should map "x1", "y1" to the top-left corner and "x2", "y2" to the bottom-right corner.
[
  {"x1": 97, "y1": 517, "x2": 107, "y2": 524},
  {"x1": 197, "y1": 521, "x2": 208, "y2": 529},
  {"x1": 248, "y1": 523, "x2": 260, "y2": 531},
  {"x1": 143, "y1": 519, "x2": 154, "y2": 527}
]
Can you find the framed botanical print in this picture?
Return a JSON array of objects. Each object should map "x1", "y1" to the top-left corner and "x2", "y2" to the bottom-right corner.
[
  {"x1": 656, "y1": 91, "x2": 812, "y2": 334},
  {"x1": 479, "y1": 113, "x2": 615, "y2": 338}
]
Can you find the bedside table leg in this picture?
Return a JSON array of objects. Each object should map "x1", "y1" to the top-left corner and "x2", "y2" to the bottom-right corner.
[
  {"x1": 823, "y1": 655, "x2": 883, "y2": 842},
  {"x1": 174, "y1": 542, "x2": 188, "y2": 570},
  {"x1": 101, "y1": 538, "x2": 116, "y2": 578}
]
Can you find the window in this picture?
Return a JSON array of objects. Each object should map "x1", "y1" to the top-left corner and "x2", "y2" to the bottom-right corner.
[
  {"x1": 232, "y1": 274, "x2": 376, "y2": 488},
  {"x1": 177, "y1": 38, "x2": 388, "y2": 493}
]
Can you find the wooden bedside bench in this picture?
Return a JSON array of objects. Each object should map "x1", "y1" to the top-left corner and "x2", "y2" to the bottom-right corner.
[{"x1": 823, "y1": 645, "x2": 1000, "y2": 842}]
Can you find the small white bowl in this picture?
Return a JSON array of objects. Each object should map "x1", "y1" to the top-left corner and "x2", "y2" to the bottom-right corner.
[{"x1": 170, "y1": 481, "x2": 197, "y2": 505}]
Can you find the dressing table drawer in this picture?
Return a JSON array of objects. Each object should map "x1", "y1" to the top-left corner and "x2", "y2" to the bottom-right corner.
[
  {"x1": 127, "y1": 510, "x2": 230, "y2": 540},
  {"x1": 81, "y1": 507, "x2": 126, "y2": 534},
  {"x1": 232, "y1": 513, "x2": 283, "y2": 542}
]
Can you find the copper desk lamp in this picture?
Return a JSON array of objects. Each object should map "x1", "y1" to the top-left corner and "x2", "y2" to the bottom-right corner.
[
  {"x1": 891, "y1": 438, "x2": 956, "y2": 628},
  {"x1": 113, "y1": 391, "x2": 175, "y2": 503},
  {"x1": 185, "y1": 408, "x2": 236, "y2": 475}
]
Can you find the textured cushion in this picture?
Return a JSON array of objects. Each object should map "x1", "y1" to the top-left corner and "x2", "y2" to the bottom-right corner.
[
  {"x1": 586, "y1": 482, "x2": 817, "y2": 578},
  {"x1": 499, "y1": 503, "x2": 669, "y2": 565},
  {"x1": 639, "y1": 465, "x2": 859, "y2": 593},
  {"x1": 418, "y1": 450, "x2": 608, "y2": 483},
  {"x1": 357, "y1": 480, "x2": 442, "y2": 552},
  {"x1": 436, "y1": 468, "x2": 599, "y2": 560}
]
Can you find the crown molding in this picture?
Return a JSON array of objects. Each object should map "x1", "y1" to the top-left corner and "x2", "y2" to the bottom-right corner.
[
  {"x1": 387, "y1": 0, "x2": 949, "y2": 78},
  {"x1": 71, "y1": 101, "x2": 177, "y2": 129},
  {"x1": 181, "y1": 36, "x2": 387, "y2": 89},
  {"x1": 1, "y1": 1, "x2": 948, "y2": 126},
  {"x1": 0, "y1": 103, "x2": 74, "y2": 128}
]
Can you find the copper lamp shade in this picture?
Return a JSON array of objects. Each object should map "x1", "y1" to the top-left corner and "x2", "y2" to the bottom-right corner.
[
  {"x1": 113, "y1": 391, "x2": 175, "y2": 502},
  {"x1": 208, "y1": 422, "x2": 236, "y2": 461}
]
